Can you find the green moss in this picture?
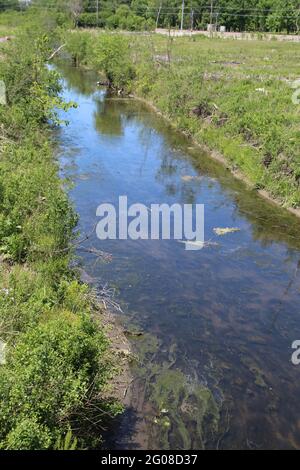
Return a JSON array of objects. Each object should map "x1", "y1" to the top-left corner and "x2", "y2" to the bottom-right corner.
[{"x1": 150, "y1": 369, "x2": 220, "y2": 449}]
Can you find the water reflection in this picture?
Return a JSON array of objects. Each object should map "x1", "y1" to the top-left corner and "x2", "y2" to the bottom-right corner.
[
  {"x1": 56, "y1": 65, "x2": 300, "y2": 450},
  {"x1": 94, "y1": 98, "x2": 124, "y2": 137},
  {"x1": 58, "y1": 62, "x2": 98, "y2": 96}
]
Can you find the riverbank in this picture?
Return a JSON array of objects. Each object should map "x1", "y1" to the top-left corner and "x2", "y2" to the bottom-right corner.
[
  {"x1": 130, "y1": 34, "x2": 300, "y2": 212},
  {"x1": 67, "y1": 31, "x2": 300, "y2": 213},
  {"x1": 132, "y1": 94, "x2": 300, "y2": 219},
  {"x1": 78, "y1": 268, "x2": 133, "y2": 408},
  {"x1": 0, "y1": 27, "x2": 125, "y2": 450}
]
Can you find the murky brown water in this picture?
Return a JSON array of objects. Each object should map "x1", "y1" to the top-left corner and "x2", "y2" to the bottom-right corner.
[{"x1": 56, "y1": 64, "x2": 300, "y2": 450}]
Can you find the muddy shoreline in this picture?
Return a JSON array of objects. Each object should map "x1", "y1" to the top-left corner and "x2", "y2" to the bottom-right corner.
[{"x1": 79, "y1": 269, "x2": 135, "y2": 441}]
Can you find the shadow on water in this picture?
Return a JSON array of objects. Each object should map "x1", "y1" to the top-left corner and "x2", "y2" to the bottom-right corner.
[{"x1": 55, "y1": 63, "x2": 300, "y2": 450}]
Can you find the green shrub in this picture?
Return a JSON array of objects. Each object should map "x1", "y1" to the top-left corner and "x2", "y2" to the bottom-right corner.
[
  {"x1": 4, "y1": 417, "x2": 53, "y2": 450},
  {"x1": 77, "y1": 13, "x2": 98, "y2": 28},
  {"x1": 0, "y1": 23, "x2": 121, "y2": 450},
  {"x1": 65, "y1": 31, "x2": 93, "y2": 66},
  {"x1": 91, "y1": 33, "x2": 136, "y2": 90},
  {"x1": 0, "y1": 314, "x2": 113, "y2": 450}
]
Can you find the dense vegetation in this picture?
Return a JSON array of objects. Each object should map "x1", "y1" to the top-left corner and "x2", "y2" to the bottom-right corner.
[
  {"x1": 65, "y1": 30, "x2": 300, "y2": 208},
  {"x1": 0, "y1": 19, "x2": 121, "y2": 449},
  {"x1": 1, "y1": 0, "x2": 300, "y2": 33}
]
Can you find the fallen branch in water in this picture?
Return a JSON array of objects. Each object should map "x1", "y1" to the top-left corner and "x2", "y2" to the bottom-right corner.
[
  {"x1": 77, "y1": 246, "x2": 112, "y2": 263},
  {"x1": 92, "y1": 283, "x2": 123, "y2": 313},
  {"x1": 47, "y1": 44, "x2": 66, "y2": 61}
]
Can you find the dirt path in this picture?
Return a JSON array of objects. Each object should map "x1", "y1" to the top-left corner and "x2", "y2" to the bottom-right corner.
[
  {"x1": 156, "y1": 28, "x2": 300, "y2": 42},
  {"x1": 0, "y1": 36, "x2": 13, "y2": 42}
]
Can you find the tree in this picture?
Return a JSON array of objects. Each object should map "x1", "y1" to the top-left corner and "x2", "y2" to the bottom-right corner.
[
  {"x1": 67, "y1": 0, "x2": 83, "y2": 26},
  {"x1": 28, "y1": 0, "x2": 300, "y2": 32},
  {"x1": 0, "y1": 0, "x2": 19, "y2": 11}
]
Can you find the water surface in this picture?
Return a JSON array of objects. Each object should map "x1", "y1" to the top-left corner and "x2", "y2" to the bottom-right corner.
[{"x1": 57, "y1": 64, "x2": 300, "y2": 450}]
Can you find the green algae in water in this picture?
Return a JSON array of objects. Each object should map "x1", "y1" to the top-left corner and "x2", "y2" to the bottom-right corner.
[
  {"x1": 150, "y1": 369, "x2": 220, "y2": 450},
  {"x1": 133, "y1": 333, "x2": 160, "y2": 361},
  {"x1": 241, "y1": 355, "x2": 268, "y2": 389},
  {"x1": 130, "y1": 333, "x2": 222, "y2": 449}
]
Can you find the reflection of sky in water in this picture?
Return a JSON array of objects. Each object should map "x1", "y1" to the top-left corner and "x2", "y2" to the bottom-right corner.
[{"x1": 56, "y1": 64, "x2": 300, "y2": 450}]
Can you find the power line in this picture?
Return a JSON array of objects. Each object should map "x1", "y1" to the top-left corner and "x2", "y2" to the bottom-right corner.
[
  {"x1": 0, "y1": 1, "x2": 299, "y2": 13},
  {"x1": 77, "y1": 1, "x2": 300, "y2": 14},
  {"x1": 0, "y1": 2, "x2": 299, "y2": 20},
  {"x1": 180, "y1": 0, "x2": 184, "y2": 30}
]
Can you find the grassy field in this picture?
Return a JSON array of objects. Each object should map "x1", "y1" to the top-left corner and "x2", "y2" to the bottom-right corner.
[
  {"x1": 123, "y1": 34, "x2": 300, "y2": 209},
  {"x1": 0, "y1": 11, "x2": 23, "y2": 36}
]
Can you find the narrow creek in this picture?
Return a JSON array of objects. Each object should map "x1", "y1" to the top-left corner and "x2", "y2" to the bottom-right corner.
[{"x1": 56, "y1": 64, "x2": 300, "y2": 450}]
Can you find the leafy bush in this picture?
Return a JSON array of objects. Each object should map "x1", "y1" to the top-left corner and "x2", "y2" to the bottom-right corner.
[
  {"x1": 91, "y1": 33, "x2": 135, "y2": 90},
  {"x1": 0, "y1": 23, "x2": 121, "y2": 449},
  {"x1": 77, "y1": 13, "x2": 99, "y2": 28},
  {"x1": 0, "y1": 314, "x2": 113, "y2": 449},
  {"x1": 4, "y1": 417, "x2": 53, "y2": 451},
  {"x1": 65, "y1": 31, "x2": 93, "y2": 66}
]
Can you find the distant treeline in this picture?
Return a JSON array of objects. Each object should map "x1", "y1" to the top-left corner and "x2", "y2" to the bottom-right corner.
[{"x1": 1, "y1": 0, "x2": 300, "y2": 33}]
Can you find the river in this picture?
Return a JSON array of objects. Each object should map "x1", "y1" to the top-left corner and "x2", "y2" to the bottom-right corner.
[{"x1": 56, "y1": 64, "x2": 300, "y2": 450}]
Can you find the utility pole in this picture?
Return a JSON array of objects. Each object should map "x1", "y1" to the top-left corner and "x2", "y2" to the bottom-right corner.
[
  {"x1": 180, "y1": 0, "x2": 185, "y2": 32},
  {"x1": 209, "y1": 0, "x2": 214, "y2": 37},
  {"x1": 156, "y1": 1, "x2": 162, "y2": 29},
  {"x1": 190, "y1": 8, "x2": 194, "y2": 32},
  {"x1": 96, "y1": 0, "x2": 99, "y2": 28}
]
